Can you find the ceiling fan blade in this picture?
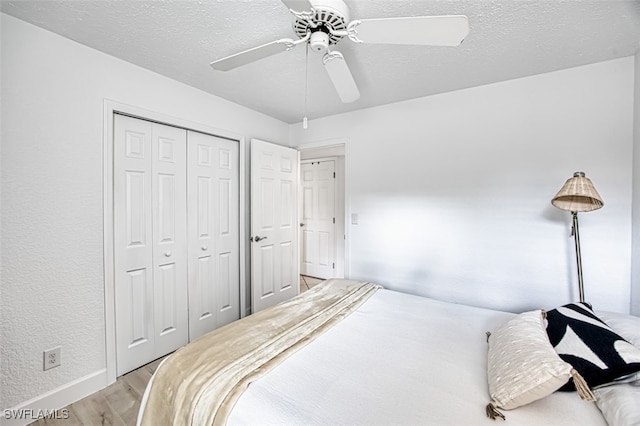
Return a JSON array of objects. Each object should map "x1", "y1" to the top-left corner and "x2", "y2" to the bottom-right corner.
[
  {"x1": 348, "y1": 15, "x2": 469, "y2": 46},
  {"x1": 280, "y1": 0, "x2": 313, "y2": 12},
  {"x1": 210, "y1": 38, "x2": 297, "y2": 71},
  {"x1": 323, "y1": 51, "x2": 360, "y2": 103}
]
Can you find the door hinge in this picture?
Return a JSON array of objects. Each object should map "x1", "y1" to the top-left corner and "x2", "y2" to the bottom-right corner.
[
  {"x1": 333, "y1": 262, "x2": 335, "y2": 269},
  {"x1": 333, "y1": 217, "x2": 335, "y2": 224},
  {"x1": 333, "y1": 172, "x2": 335, "y2": 178}
]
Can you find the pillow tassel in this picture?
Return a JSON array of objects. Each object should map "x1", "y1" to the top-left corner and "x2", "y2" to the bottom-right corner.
[
  {"x1": 570, "y1": 369, "x2": 596, "y2": 402},
  {"x1": 485, "y1": 402, "x2": 505, "y2": 420}
]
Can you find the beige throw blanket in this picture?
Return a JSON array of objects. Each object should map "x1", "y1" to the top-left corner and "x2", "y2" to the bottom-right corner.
[{"x1": 138, "y1": 279, "x2": 381, "y2": 426}]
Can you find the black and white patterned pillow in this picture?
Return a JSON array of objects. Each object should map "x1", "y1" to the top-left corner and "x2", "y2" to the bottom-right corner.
[{"x1": 545, "y1": 303, "x2": 640, "y2": 390}]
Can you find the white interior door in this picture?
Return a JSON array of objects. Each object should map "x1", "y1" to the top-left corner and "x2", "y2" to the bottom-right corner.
[
  {"x1": 187, "y1": 131, "x2": 240, "y2": 340},
  {"x1": 300, "y1": 160, "x2": 336, "y2": 279},
  {"x1": 114, "y1": 114, "x2": 188, "y2": 375},
  {"x1": 251, "y1": 139, "x2": 299, "y2": 313}
]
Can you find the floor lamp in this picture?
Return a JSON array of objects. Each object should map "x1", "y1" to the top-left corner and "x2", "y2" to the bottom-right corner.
[{"x1": 551, "y1": 172, "x2": 604, "y2": 303}]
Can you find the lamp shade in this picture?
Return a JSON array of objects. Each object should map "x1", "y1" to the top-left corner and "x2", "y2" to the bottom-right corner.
[{"x1": 551, "y1": 172, "x2": 604, "y2": 212}]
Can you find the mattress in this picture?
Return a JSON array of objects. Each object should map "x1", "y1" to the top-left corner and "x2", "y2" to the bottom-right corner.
[{"x1": 227, "y1": 288, "x2": 607, "y2": 425}]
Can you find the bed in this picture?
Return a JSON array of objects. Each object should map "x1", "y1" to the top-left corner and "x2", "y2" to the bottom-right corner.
[{"x1": 137, "y1": 279, "x2": 640, "y2": 425}]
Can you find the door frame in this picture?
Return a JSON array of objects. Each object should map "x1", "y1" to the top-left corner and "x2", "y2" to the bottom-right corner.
[
  {"x1": 297, "y1": 139, "x2": 348, "y2": 279},
  {"x1": 103, "y1": 100, "x2": 246, "y2": 385}
]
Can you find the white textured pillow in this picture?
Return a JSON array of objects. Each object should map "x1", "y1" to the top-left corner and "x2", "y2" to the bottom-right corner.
[
  {"x1": 593, "y1": 312, "x2": 640, "y2": 426},
  {"x1": 597, "y1": 311, "x2": 640, "y2": 347},
  {"x1": 593, "y1": 382, "x2": 640, "y2": 426},
  {"x1": 487, "y1": 310, "x2": 575, "y2": 413}
]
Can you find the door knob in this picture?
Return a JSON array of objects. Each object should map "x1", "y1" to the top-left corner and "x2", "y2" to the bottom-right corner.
[
  {"x1": 300, "y1": 223, "x2": 305, "y2": 227},
  {"x1": 252, "y1": 236, "x2": 267, "y2": 242},
  {"x1": 201, "y1": 246, "x2": 208, "y2": 251},
  {"x1": 164, "y1": 252, "x2": 172, "y2": 257}
]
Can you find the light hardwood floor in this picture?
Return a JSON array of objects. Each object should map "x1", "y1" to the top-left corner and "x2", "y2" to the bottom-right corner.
[
  {"x1": 299, "y1": 274, "x2": 324, "y2": 292},
  {"x1": 29, "y1": 275, "x2": 326, "y2": 426},
  {"x1": 30, "y1": 356, "x2": 165, "y2": 426}
]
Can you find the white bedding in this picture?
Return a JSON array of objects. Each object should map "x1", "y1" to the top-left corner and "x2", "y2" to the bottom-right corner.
[{"x1": 228, "y1": 289, "x2": 607, "y2": 425}]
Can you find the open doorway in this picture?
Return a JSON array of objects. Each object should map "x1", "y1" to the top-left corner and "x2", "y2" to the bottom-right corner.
[{"x1": 298, "y1": 143, "x2": 346, "y2": 292}]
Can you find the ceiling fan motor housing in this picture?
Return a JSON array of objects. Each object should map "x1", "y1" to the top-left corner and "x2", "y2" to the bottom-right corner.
[{"x1": 293, "y1": 0, "x2": 350, "y2": 45}]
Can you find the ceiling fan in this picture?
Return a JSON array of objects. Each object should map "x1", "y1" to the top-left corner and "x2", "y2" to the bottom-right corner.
[{"x1": 210, "y1": 0, "x2": 469, "y2": 104}]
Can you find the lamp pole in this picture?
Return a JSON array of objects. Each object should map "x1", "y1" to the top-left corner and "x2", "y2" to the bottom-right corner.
[{"x1": 571, "y1": 211, "x2": 585, "y2": 303}]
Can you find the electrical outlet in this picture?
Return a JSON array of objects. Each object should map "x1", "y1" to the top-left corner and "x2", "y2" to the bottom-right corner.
[{"x1": 43, "y1": 346, "x2": 61, "y2": 370}]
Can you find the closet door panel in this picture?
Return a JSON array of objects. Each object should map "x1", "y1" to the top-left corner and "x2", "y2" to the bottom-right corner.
[
  {"x1": 187, "y1": 132, "x2": 240, "y2": 340},
  {"x1": 188, "y1": 134, "x2": 216, "y2": 340},
  {"x1": 151, "y1": 123, "x2": 189, "y2": 356},
  {"x1": 114, "y1": 114, "x2": 155, "y2": 376},
  {"x1": 214, "y1": 141, "x2": 240, "y2": 328}
]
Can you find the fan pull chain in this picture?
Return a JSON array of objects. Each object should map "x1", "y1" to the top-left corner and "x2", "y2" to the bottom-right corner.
[{"x1": 303, "y1": 40, "x2": 309, "y2": 129}]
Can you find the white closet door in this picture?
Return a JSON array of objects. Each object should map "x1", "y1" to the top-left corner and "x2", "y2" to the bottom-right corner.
[
  {"x1": 187, "y1": 131, "x2": 240, "y2": 340},
  {"x1": 250, "y1": 139, "x2": 299, "y2": 313},
  {"x1": 211, "y1": 136, "x2": 240, "y2": 328},
  {"x1": 114, "y1": 115, "x2": 189, "y2": 375},
  {"x1": 151, "y1": 123, "x2": 189, "y2": 357},
  {"x1": 114, "y1": 115, "x2": 155, "y2": 375},
  {"x1": 301, "y1": 160, "x2": 336, "y2": 279}
]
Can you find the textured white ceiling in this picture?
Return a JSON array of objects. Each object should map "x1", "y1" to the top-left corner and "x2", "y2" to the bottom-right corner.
[{"x1": 3, "y1": 0, "x2": 640, "y2": 124}]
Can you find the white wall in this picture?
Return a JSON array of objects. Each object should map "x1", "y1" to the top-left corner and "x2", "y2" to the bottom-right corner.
[
  {"x1": 291, "y1": 57, "x2": 634, "y2": 315},
  {"x1": 2, "y1": 8, "x2": 637, "y2": 417},
  {"x1": 632, "y1": 51, "x2": 640, "y2": 316},
  {"x1": 0, "y1": 13, "x2": 289, "y2": 412}
]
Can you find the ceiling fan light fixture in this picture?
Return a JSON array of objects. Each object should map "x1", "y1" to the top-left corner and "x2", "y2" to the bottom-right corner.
[{"x1": 309, "y1": 31, "x2": 330, "y2": 53}]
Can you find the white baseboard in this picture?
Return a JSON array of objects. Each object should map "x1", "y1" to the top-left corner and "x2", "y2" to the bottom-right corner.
[{"x1": 1, "y1": 369, "x2": 108, "y2": 426}]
